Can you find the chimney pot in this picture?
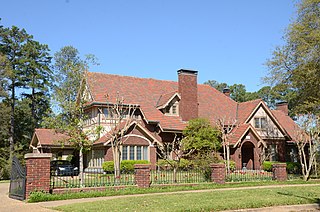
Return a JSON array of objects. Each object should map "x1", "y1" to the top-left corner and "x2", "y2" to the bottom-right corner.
[{"x1": 223, "y1": 87, "x2": 231, "y2": 97}]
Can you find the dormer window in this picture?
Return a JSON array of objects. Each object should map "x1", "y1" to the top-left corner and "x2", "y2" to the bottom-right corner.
[
  {"x1": 254, "y1": 117, "x2": 267, "y2": 129},
  {"x1": 172, "y1": 104, "x2": 177, "y2": 115}
]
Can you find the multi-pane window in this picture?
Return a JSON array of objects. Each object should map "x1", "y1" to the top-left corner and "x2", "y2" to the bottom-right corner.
[
  {"x1": 254, "y1": 117, "x2": 267, "y2": 129},
  {"x1": 122, "y1": 146, "x2": 149, "y2": 161}
]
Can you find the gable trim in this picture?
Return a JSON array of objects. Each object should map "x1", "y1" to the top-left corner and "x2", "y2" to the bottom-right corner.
[
  {"x1": 244, "y1": 101, "x2": 291, "y2": 140},
  {"x1": 156, "y1": 93, "x2": 181, "y2": 110},
  {"x1": 233, "y1": 125, "x2": 263, "y2": 148}
]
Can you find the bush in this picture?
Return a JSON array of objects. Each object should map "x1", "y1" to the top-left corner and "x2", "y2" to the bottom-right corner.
[
  {"x1": 157, "y1": 159, "x2": 193, "y2": 170},
  {"x1": 286, "y1": 162, "x2": 301, "y2": 174},
  {"x1": 121, "y1": 160, "x2": 149, "y2": 172},
  {"x1": 102, "y1": 160, "x2": 150, "y2": 173},
  {"x1": 262, "y1": 161, "x2": 279, "y2": 172},
  {"x1": 102, "y1": 161, "x2": 114, "y2": 173}
]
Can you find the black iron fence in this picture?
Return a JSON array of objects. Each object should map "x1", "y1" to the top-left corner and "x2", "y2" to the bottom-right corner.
[
  {"x1": 50, "y1": 169, "x2": 135, "y2": 189},
  {"x1": 150, "y1": 167, "x2": 210, "y2": 184},
  {"x1": 226, "y1": 169, "x2": 273, "y2": 182}
]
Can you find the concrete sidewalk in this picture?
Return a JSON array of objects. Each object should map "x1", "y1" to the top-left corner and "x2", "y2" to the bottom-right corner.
[
  {"x1": 1, "y1": 182, "x2": 320, "y2": 211},
  {"x1": 0, "y1": 183, "x2": 54, "y2": 212}
]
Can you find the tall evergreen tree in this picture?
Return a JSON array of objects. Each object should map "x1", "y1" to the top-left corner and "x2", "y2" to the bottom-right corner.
[
  {"x1": 0, "y1": 26, "x2": 31, "y2": 159},
  {"x1": 21, "y1": 40, "x2": 52, "y2": 128}
]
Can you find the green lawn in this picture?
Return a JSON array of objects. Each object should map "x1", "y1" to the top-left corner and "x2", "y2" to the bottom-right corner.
[{"x1": 55, "y1": 185, "x2": 320, "y2": 211}]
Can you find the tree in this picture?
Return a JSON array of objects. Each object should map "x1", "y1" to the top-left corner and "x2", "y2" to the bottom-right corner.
[
  {"x1": 216, "y1": 117, "x2": 237, "y2": 173},
  {"x1": 295, "y1": 114, "x2": 320, "y2": 181},
  {"x1": 0, "y1": 26, "x2": 31, "y2": 159},
  {"x1": 265, "y1": 0, "x2": 320, "y2": 115},
  {"x1": 42, "y1": 46, "x2": 99, "y2": 186},
  {"x1": 182, "y1": 118, "x2": 222, "y2": 159},
  {"x1": 21, "y1": 39, "x2": 52, "y2": 128},
  {"x1": 99, "y1": 94, "x2": 139, "y2": 184},
  {"x1": 204, "y1": 80, "x2": 228, "y2": 92}
]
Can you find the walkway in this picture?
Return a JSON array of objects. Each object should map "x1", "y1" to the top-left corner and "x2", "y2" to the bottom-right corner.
[{"x1": 1, "y1": 182, "x2": 319, "y2": 211}]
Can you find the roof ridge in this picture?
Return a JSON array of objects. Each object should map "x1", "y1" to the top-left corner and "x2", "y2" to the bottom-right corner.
[{"x1": 88, "y1": 71, "x2": 178, "y2": 84}]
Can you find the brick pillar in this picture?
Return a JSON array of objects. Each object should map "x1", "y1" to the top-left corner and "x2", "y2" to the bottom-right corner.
[
  {"x1": 210, "y1": 163, "x2": 226, "y2": 184},
  {"x1": 272, "y1": 163, "x2": 287, "y2": 181},
  {"x1": 25, "y1": 153, "x2": 52, "y2": 199},
  {"x1": 134, "y1": 164, "x2": 151, "y2": 188},
  {"x1": 149, "y1": 146, "x2": 156, "y2": 170}
]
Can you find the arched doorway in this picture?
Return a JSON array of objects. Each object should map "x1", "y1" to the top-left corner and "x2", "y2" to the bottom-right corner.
[{"x1": 241, "y1": 142, "x2": 255, "y2": 170}]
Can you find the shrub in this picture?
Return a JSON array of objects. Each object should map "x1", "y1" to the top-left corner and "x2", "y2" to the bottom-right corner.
[
  {"x1": 121, "y1": 160, "x2": 149, "y2": 172},
  {"x1": 156, "y1": 159, "x2": 194, "y2": 170},
  {"x1": 286, "y1": 162, "x2": 301, "y2": 174},
  {"x1": 102, "y1": 161, "x2": 114, "y2": 173},
  {"x1": 102, "y1": 160, "x2": 150, "y2": 173},
  {"x1": 262, "y1": 161, "x2": 279, "y2": 172}
]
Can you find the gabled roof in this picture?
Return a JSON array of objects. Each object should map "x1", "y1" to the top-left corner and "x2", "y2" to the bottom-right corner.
[
  {"x1": 228, "y1": 124, "x2": 263, "y2": 147},
  {"x1": 30, "y1": 129, "x2": 70, "y2": 148},
  {"x1": 156, "y1": 91, "x2": 180, "y2": 109},
  {"x1": 86, "y1": 72, "x2": 238, "y2": 130},
  {"x1": 96, "y1": 120, "x2": 160, "y2": 146},
  {"x1": 237, "y1": 99, "x2": 262, "y2": 124}
]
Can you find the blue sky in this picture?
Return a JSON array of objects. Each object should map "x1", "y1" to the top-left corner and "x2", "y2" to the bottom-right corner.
[{"x1": 1, "y1": 0, "x2": 296, "y2": 91}]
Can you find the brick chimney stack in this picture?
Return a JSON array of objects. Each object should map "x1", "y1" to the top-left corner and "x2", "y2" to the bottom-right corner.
[
  {"x1": 276, "y1": 101, "x2": 289, "y2": 115},
  {"x1": 178, "y1": 69, "x2": 198, "y2": 121}
]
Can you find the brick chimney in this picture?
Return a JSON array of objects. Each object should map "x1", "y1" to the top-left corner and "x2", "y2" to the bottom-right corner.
[
  {"x1": 178, "y1": 69, "x2": 198, "y2": 121},
  {"x1": 223, "y1": 87, "x2": 231, "y2": 97},
  {"x1": 276, "y1": 101, "x2": 288, "y2": 115}
]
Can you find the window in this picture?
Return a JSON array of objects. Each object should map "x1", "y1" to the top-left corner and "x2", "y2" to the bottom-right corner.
[
  {"x1": 172, "y1": 105, "x2": 177, "y2": 114},
  {"x1": 129, "y1": 146, "x2": 135, "y2": 160},
  {"x1": 122, "y1": 146, "x2": 149, "y2": 161},
  {"x1": 103, "y1": 108, "x2": 108, "y2": 118},
  {"x1": 122, "y1": 146, "x2": 128, "y2": 160},
  {"x1": 254, "y1": 117, "x2": 267, "y2": 129}
]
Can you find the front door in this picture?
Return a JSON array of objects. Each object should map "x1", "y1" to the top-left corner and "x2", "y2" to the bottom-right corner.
[{"x1": 241, "y1": 142, "x2": 254, "y2": 170}]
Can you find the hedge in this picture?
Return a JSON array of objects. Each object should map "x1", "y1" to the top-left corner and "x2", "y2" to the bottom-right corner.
[{"x1": 102, "y1": 160, "x2": 150, "y2": 173}]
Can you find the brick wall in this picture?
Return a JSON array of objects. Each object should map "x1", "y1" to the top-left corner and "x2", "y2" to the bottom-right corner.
[
  {"x1": 210, "y1": 163, "x2": 225, "y2": 184},
  {"x1": 24, "y1": 153, "x2": 52, "y2": 199},
  {"x1": 272, "y1": 163, "x2": 287, "y2": 181},
  {"x1": 134, "y1": 164, "x2": 151, "y2": 188}
]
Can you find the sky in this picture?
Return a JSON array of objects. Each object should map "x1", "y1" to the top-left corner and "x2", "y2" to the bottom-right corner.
[{"x1": 1, "y1": 0, "x2": 297, "y2": 92}]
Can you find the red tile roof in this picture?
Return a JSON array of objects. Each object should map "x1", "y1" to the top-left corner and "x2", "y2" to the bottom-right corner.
[
  {"x1": 237, "y1": 99, "x2": 262, "y2": 123},
  {"x1": 156, "y1": 91, "x2": 178, "y2": 108},
  {"x1": 32, "y1": 129, "x2": 70, "y2": 146},
  {"x1": 86, "y1": 72, "x2": 237, "y2": 130},
  {"x1": 85, "y1": 72, "x2": 299, "y2": 139},
  {"x1": 228, "y1": 124, "x2": 261, "y2": 145},
  {"x1": 271, "y1": 110, "x2": 299, "y2": 141}
]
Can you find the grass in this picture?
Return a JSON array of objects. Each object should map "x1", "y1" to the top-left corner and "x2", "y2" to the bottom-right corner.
[
  {"x1": 0, "y1": 180, "x2": 10, "y2": 183},
  {"x1": 28, "y1": 179, "x2": 320, "y2": 203},
  {"x1": 54, "y1": 185, "x2": 320, "y2": 211}
]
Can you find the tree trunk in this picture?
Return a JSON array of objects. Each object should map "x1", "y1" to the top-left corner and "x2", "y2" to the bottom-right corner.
[
  {"x1": 79, "y1": 145, "x2": 84, "y2": 187},
  {"x1": 113, "y1": 146, "x2": 121, "y2": 185},
  {"x1": 9, "y1": 79, "x2": 15, "y2": 160},
  {"x1": 226, "y1": 145, "x2": 230, "y2": 173}
]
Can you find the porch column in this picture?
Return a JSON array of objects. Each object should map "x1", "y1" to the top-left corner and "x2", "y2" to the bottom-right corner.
[{"x1": 25, "y1": 153, "x2": 52, "y2": 199}]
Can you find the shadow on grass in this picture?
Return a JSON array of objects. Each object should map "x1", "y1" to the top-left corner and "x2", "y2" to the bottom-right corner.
[{"x1": 277, "y1": 191, "x2": 320, "y2": 206}]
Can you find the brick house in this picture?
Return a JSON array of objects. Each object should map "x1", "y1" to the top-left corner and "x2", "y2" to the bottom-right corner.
[{"x1": 30, "y1": 69, "x2": 299, "y2": 170}]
